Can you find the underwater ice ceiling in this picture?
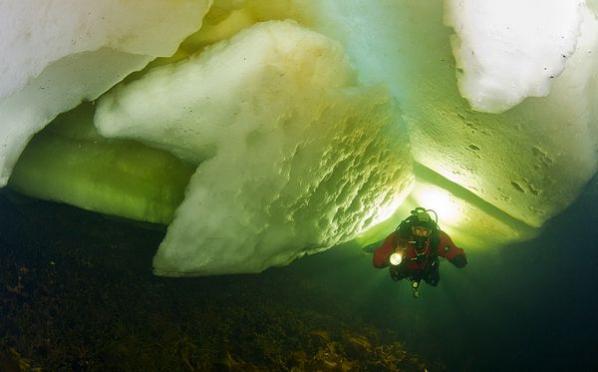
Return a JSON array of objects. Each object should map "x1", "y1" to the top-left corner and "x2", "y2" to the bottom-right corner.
[{"x1": 2, "y1": 0, "x2": 597, "y2": 276}]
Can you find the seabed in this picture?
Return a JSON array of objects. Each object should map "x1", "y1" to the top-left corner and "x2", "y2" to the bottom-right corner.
[{"x1": 0, "y1": 191, "x2": 437, "y2": 371}]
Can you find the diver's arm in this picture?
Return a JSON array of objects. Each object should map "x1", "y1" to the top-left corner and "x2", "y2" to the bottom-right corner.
[
  {"x1": 372, "y1": 233, "x2": 397, "y2": 268},
  {"x1": 437, "y1": 231, "x2": 467, "y2": 268}
]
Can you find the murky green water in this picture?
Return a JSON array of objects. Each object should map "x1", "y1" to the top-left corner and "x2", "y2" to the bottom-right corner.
[{"x1": 1, "y1": 175, "x2": 597, "y2": 370}]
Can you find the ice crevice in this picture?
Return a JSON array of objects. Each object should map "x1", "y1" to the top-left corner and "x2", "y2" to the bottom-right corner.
[
  {"x1": 0, "y1": 0, "x2": 213, "y2": 185},
  {"x1": 2, "y1": 0, "x2": 598, "y2": 276}
]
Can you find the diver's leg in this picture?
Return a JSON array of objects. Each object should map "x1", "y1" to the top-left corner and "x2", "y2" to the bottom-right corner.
[{"x1": 423, "y1": 262, "x2": 440, "y2": 287}]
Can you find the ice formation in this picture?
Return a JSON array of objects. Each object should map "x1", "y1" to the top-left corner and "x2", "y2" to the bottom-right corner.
[
  {"x1": 2, "y1": 0, "x2": 598, "y2": 275},
  {"x1": 95, "y1": 21, "x2": 412, "y2": 275},
  {"x1": 9, "y1": 103, "x2": 195, "y2": 225},
  {"x1": 0, "y1": 0, "x2": 211, "y2": 185},
  {"x1": 307, "y1": 0, "x2": 598, "y2": 238},
  {"x1": 445, "y1": 0, "x2": 585, "y2": 113}
]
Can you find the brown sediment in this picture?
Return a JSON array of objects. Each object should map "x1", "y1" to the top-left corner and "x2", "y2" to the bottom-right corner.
[{"x1": 0, "y1": 191, "x2": 439, "y2": 371}]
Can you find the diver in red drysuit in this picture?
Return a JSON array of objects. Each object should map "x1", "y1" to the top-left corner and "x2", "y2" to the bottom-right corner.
[{"x1": 373, "y1": 207, "x2": 467, "y2": 295}]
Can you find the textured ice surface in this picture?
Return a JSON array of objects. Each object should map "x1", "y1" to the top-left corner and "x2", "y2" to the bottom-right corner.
[
  {"x1": 445, "y1": 0, "x2": 585, "y2": 113},
  {"x1": 0, "y1": 0, "x2": 211, "y2": 185},
  {"x1": 5, "y1": 1, "x2": 598, "y2": 275},
  {"x1": 307, "y1": 0, "x2": 598, "y2": 233},
  {"x1": 96, "y1": 21, "x2": 412, "y2": 275}
]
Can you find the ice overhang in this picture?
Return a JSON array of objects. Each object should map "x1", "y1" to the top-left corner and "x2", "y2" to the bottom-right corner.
[{"x1": 2, "y1": 0, "x2": 597, "y2": 275}]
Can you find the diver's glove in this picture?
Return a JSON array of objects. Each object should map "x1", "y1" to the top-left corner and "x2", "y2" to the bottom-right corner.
[{"x1": 450, "y1": 254, "x2": 468, "y2": 268}]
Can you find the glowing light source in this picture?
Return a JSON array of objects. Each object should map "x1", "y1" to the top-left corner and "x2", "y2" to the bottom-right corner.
[
  {"x1": 413, "y1": 185, "x2": 461, "y2": 225},
  {"x1": 389, "y1": 252, "x2": 403, "y2": 266}
]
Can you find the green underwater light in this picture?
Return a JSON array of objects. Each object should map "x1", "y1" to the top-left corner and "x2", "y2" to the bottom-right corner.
[
  {"x1": 414, "y1": 186, "x2": 460, "y2": 226},
  {"x1": 2, "y1": 0, "x2": 597, "y2": 276},
  {"x1": 9, "y1": 103, "x2": 194, "y2": 225}
]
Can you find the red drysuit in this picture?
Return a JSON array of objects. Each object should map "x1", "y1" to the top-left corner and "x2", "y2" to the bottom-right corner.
[{"x1": 373, "y1": 229, "x2": 467, "y2": 284}]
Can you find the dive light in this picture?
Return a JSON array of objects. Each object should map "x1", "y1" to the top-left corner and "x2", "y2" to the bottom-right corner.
[{"x1": 389, "y1": 252, "x2": 403, "y2": 266}]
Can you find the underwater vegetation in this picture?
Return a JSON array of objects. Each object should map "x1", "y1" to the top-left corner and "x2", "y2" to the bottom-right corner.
[
  {"x1": 0, "y1": 192, "x2": 437, "y2": 371},
  {"x1": 1, "y1": 1, "x2": 598, "y2": 370}
]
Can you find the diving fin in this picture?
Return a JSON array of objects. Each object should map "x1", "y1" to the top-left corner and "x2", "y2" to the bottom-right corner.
[{"x1": 411, "y1": 280, "x2": 420, "y2": 299}]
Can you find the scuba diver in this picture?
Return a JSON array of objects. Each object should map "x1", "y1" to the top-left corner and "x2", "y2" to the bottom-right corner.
[{"x1": 373, "y1": 207, "x2": 467, "y2": 298}]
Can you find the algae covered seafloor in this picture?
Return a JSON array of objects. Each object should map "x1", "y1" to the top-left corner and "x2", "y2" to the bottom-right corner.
[
  {"x1": 0, "y1": 190, "x2": 437, "y2": 371},
  {"x1": 2, "y1": 178, "x2": 598, "y2": 371}
]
